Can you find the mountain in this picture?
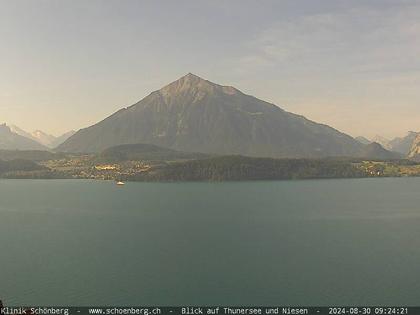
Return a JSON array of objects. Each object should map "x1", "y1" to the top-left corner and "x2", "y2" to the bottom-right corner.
[
  {"x1": 408, "y1": 134, "x2": 420, "y2": 161},
  {"x1": 0, "y1": 124, "x2": 49, "y2": 150},
  {"x1": 98, "y1": 143, "x2": 209, "y2": 162},
  {"x1": 357, "y1": 142, "x2": 402, "y2": 160},
  {"x1": 9, "y1": 124, "x2": 35, "y2": 140},
  {"x1": 10, "y1": 124, "x2": 54, "y2": 145},
  {"x1": 371, "y1": 135, "x2": 391, "y2": 150},
  {"x1": 389, "y1": 131, "x2": 419, "y2": 155},
  {"x1": 31, "y1": 130, "x2": 56, "y2": 147},
  {"x1": 10, "y1": 125, "x2": 75, "y2": 148},
  {"x1": 365, "y1": 132, "x2": 419, "y2": 156},
  {"x1": 51, "y1": 130, "x2": 76, "y2": 148},
  {"x1": 59, "y1": 73, "x2": 374, "y2": 158},
  {"x1": 355, "y1": 136, "x2": 371, "y2": 145}
]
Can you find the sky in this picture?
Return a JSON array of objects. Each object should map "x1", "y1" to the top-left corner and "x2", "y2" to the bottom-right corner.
[{"x1": 0, "y1": 0, "x2": 419, "y2": 139}]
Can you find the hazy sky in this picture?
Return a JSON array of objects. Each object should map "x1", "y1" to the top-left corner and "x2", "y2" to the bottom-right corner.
[{"x1": 1, "y1": 0, "x2": 419, "y2": 138}]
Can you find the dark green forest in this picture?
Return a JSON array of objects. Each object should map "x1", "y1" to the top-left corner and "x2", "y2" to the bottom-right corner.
[{"x1": 127, "y1": 155, "x2": 366, "y2": 181}]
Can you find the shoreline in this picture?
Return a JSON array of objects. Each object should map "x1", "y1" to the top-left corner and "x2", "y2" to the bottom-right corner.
[{"x1": 1, "y1": 174, "x2": 419, "y2": 183}]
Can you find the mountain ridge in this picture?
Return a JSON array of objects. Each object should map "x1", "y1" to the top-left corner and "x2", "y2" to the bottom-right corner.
[
  {"x1": 0, "y1": 124, "x2": 48, "y2": 150},
  {"x1": 9, "y1": 124, "x2": 75, "y2": 148},
  {"x1": 58, "y1": 73, "x2": 392, "y2": 159},
  {"x1": 389, "y1": 131, "x2": 419, "y2": 155}
]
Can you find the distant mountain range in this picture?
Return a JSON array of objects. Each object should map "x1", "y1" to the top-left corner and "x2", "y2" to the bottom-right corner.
[
  {"x1": 50, "y1": 130, "x2": 77, "y2": 148},
  {"x1": 8, "y1": 125, "x2": 75, "y2": 149},
  {"x1": 0, "y1": 124, "x2": 48, "y2": 150},
  {"x1": 389, "y1": 131, "x2": 419, "y2": 155},
  {"x1": 58, "y1": 73, "x2": 401, "y2": 159},
  {"x1": 371, "y1": 135, "x2": 393, "y2": 150},
  {"x1": 356, "y1": 131, "x2": 419, "y2": 155},
  {"x1": 2, "y1": 74, "x2": 414, "y2": 160}
]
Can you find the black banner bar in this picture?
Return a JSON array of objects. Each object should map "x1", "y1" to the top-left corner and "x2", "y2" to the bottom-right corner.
[{"x1": 0, "y1": 307, "x2": 418, "y2": 315}]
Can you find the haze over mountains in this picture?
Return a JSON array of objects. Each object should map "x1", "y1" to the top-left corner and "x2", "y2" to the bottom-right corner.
[
  {"x1": 59, "y1": 73, "x2": 400, "y2": 159},
  {"x1": 389, "y1": 132, "x2": 419, "y2": 155},
  {"x1": 1, "y1": 74, "x2": 416, "y2": 160},
  {"x1": 0, "y1": 124, "x2": 48, "y2": 150},
  {"x1": 356, "y1": 131, "x2": 419, "y2": 155},
  {"x1": 7, "y1": 125, "x2": 75, "y2": 149},
  {"x1": 371, "y1": 135, "x2": 393, "y2": 151}
]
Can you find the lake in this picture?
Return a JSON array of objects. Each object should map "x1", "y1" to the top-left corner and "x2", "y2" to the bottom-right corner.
[{"x1": 1, "y1": 178, "x2": 420, "y2": 306}]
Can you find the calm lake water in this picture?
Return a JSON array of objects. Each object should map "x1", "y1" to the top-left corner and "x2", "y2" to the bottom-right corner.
[{"x1": 1, "y1": 178, "x2": 420, "y2": 306}]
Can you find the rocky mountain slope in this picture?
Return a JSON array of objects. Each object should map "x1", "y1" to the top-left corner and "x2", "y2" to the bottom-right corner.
[
  {"x1": 356, "y1": 132, "x2": 419, "y2": 156},
  {"x1": 358, "y1": 142, "x2": 402, "y2": 160},
  {"x1": 0, "y1": 124, "x2": 48, "y2": 150},
  {"x1": 355, "y1": 136, "x2": 371, "y2": 145},
  {"x1": 389, "y1": 131, "x2": 419, "y2": 155},
  {"x1": 408, "y1": 134, "x2": 420, "y2": 161},
  {"x1": 10, "y1": 125, "x2": 75, "y2": 148},
  {"x1": 50, "y1": 130, "x2": 76, "y2": 148},
  {"x1": 371, "y1": 135, "x2": 391, "y2": 150},
  {"x1": 58, "y1": 73, "x2": 371, "y2": 158}
]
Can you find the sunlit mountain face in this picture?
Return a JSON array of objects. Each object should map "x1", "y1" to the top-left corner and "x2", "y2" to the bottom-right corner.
[{"x1": 58, "y1": 73, "x2": 367, "y2": 158}]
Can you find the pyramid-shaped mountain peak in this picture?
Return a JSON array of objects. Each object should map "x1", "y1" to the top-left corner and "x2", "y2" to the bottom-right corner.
[
  {"x1": 58, "y1": 74, "x2": 367, "y2": 157},
  {"x1": 161, "y1": 73, "x2": 213, "y2": 90},
  {"x1": 159, "y1": 73, "x2": 239, "y2": 96},
  {"x1": 184, "y1": 72, "x2": 202, "y2": 80}
]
